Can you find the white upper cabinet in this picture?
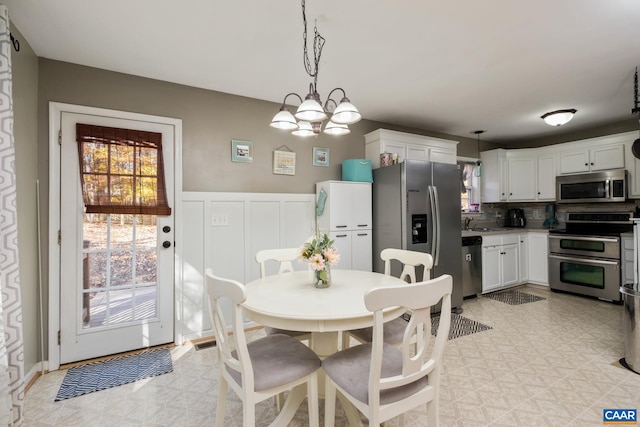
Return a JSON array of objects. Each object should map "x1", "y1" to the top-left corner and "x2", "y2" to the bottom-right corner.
[
  {"x1": 316, "y1": 181, "x2": 371, "y2": 231},
  {"x1": 507, "y1": 156, "x2": 536, "y2": 201},
  {"x1": 482, "y1": 149, "x2": 556, "y2": 203},
  {"x1": 480, "y1": 132, "x2": 637, "y2": 203},
  {"x1": 559, "y1": 144, "x2": 624, "y2": 174},
  {"x1": 480, "y1": 149, "x2": 508, "y2": 203},
  {"x1": 365, "y1": 129, "x2": 458, "y2": 167},
  {"x1": 406, "y1": 144, "x2": 429, "y2": 162},
  {"x1": 536, "y1": 154, "x2": 557, "y2": 200}
]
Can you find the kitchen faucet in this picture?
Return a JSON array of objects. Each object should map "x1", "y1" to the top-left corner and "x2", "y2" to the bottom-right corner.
[{"x1": 464, "y1": 217, "x2": 473, "y2": 230}]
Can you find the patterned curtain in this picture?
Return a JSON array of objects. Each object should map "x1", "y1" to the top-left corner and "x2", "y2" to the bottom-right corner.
[{"x1": 0, "y1": 5, "x2": 24, "y2": 426}]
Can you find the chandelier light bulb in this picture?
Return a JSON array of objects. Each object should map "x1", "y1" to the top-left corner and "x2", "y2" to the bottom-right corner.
[
  {"x1": 295, "y1": 98, "x2": 327, "y2": 122},
  {"x1": 323, "y1": 121, "x2": 350, "y2": 136},
  {"x1": 291, "y1": 121, "x2": 315, "y2": 137},
  {"x1": 270, "y1": 108, "x2": 299, "y2": 130},
  {"x1": 330, "y1": 99, "x2": 362, "y2": 125}
]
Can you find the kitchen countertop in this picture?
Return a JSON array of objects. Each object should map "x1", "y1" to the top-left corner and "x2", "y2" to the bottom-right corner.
[{"x1": 461, "y1": 228, "x2": 551, "y2": 237}]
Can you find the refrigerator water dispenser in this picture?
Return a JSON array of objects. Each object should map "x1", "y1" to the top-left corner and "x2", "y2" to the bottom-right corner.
[{"x1": 412, "y1": 214, "x2": 428, "y2": 244}]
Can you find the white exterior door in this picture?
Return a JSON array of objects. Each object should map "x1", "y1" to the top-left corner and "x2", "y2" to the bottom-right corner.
[{"x1": 56, "y1": 108, "x2": 177, "y2": 364}]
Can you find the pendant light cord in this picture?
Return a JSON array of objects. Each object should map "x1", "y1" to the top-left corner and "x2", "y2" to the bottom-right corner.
[{"x1": 633, "y1": 67, "x2": 639, "y2": 114}]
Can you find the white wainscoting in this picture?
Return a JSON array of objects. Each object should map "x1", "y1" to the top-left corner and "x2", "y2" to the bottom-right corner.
[{"x1": 180, "y1": 192, "x2": 316, "y2": 342}]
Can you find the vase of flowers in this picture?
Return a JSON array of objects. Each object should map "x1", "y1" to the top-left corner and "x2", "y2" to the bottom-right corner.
[{"x1": 300, "y1": 233, "x2": 340, "y2": 288}]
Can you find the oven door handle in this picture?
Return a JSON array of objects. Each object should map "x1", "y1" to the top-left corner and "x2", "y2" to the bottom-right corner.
[
  {"x1": 548, "y1": 235, "x2": 619, "y2": 243},
  {"x1": 548, "y1": 254, "x2": 619, "y2": 266}
]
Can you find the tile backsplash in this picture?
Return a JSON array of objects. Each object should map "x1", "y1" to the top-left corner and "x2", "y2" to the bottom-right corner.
[{"x1": 462, "y1": 201, "x2": 640, "y2": 230}]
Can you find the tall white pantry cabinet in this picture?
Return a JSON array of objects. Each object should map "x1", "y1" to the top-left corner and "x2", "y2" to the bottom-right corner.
[{"x1": 315, "y1": 180, "x2": 373, "y2": 271}]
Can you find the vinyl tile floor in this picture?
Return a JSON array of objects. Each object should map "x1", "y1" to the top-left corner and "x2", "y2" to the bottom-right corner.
[{"x1": 23, "y1": 285, "x2": 640, "y2": 426}]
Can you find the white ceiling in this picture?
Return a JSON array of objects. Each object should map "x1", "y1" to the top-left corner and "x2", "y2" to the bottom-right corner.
[{"x1": 5, "y1": 0, "x2": 640, "y2": 143}]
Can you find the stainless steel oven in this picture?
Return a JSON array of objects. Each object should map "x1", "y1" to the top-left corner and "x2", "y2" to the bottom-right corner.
[
  {"x1": 548, "y1": 212, "x2": 633, "y2": 303},
  {"x1": 549, "y1": 235, "x2": 621, "y2": 302}
]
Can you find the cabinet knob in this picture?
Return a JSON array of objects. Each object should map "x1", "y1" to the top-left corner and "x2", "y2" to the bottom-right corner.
[
  {"x1": 590, "y1": 162, "x2": 594, "y2": 166},
  {"x1": 584, "y1": 163, "x2": 588, "y2": 166}
]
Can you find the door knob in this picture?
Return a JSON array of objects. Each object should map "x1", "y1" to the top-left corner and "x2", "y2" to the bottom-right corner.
[{"x1": 162, "y1": 241, "x2": 171, "y2": 248}]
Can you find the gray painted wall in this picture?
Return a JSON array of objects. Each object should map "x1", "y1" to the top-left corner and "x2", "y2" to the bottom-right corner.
[
  {"x1": 11, "y1": 26, "x2": 40, "y2": 377},
  {"x1": 32, "y1": 58, "x2": 494, "y2": 361},
  {"x1": 13, "y1": 45, "x2": 632, "y2": 371}
]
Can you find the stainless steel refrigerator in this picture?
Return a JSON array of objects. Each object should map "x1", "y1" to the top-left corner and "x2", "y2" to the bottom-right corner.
[{"x1": 372, "y1": 160, "x2": 463, "y2": 311}]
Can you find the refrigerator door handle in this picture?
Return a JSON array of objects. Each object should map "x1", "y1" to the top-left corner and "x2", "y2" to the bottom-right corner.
[
  {"x1": 428, "y1": 185, "x2": 438, "y2": 266},
  {"x1": 433, "y1": 185, "x2": 441, "y2": 266}
]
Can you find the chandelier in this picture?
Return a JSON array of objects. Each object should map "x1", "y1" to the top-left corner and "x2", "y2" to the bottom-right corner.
[{"x1": 269, "y1": 0, "x2": 362, "y2": 137}]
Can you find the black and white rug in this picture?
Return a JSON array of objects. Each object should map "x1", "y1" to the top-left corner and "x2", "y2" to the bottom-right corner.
[
  {"x1": 483, "y1": 289, "x2": 546, "y2": 305},
  {"x1": 431, "y1": 313, "x2": 492, "y2": 340},
  {"x1": 55, "y1": 347, "x2": 173, "y2": 401}
]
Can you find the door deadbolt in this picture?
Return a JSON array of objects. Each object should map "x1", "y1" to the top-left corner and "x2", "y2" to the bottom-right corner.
[
  {"x1": 162, "y1": 241, "x2": 171, "y2": 248},
  {"x1": 162, "y1": 226, "x2": 171, "y2": 233}
]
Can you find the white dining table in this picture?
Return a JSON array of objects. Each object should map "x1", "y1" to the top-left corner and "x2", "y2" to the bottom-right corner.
[{"x1": 243, "y1": 269, "x2": 407, "y2": 425}]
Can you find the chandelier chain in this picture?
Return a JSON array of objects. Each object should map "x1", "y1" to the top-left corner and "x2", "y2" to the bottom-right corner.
[{"x1": 302, "y1": 0, "x2": 325, "y2": 94}]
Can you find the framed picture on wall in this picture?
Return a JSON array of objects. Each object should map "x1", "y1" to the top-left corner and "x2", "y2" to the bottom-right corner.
[
  {"x1": 273, "y1": 146, "x2": 296, "y2": 175},
  {"x1": 313, "y1": 147, "x2": 330, "y2": 167},
  {"x1": 231, "y1": 140, "x2": 253, "y2": 162}
]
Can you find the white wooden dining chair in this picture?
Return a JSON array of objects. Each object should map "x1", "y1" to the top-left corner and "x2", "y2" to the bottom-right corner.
[
  {"x1": 255, "y1": 248, "x2": 312, "y2": 342},
  {"x1": 205, "y1": 269, "x2": 321, "y2": 427},
  {"x1": 323, "y1": 274, "x2": 453, "y2": 427},
  {"x1": 342, "y1": 248, "x2": 433, "y2": 348},
  {"x1": 256, "y1": 247, "x2": 300, "y2": 278}
]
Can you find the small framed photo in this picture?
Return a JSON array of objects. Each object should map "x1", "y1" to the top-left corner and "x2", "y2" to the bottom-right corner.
[
  {"x1": 313, "y1": 147, "x2": 330, "y2": 167},
  {"x1": 232, "y1": 140, "x2": 253, "y2": 162}
]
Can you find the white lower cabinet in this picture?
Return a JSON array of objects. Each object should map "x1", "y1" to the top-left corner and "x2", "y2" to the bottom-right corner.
[
  {"x1": 330, "y1": 230, "x2": 372, "y2": 271},
  {"x1": 527, "y1": 233, "x2": 549, "y2": 285},
  {"x1": 519, "y1": 234, "x2": 528, "y2": 283},
  {"x1": 481, "y1": 231, "x2": 549, "y2": 292},
  {"x1": 482, "y1": 234, "x2": 519, "y2": 293}
]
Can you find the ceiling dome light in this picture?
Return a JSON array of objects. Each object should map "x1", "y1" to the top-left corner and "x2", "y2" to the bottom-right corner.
[
  {"x1": 323, "y1": 121, "x2": 350, "y2": 136},
  {"x1": 541, "y1": 109, "x2": 577, "y2": 126},
  {"x1": 270, "y1": 108, "x2": 299, "y2": 130}
]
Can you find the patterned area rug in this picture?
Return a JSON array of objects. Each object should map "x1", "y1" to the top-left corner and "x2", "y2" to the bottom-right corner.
[
  {"x1": 55, "y1": 348, "x2": 173, "y2": 401},
  {"x1": 483, "y1": 289, "x2": 547, "y2": 305},
  {"x1": 431, "y1": 313, "x2": 492, "y2": 340}
]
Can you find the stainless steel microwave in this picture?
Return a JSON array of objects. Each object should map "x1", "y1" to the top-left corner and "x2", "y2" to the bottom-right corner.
[{"x1": 556, "y1": 170, "x2": 627, "y2": 203}]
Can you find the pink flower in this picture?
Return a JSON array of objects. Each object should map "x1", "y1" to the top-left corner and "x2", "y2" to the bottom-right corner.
[
  {"x1": 308, "y1": 253, "x2": 326, "y2": 271},
  {"x1": 323, "y1": 248, "x2": 340, "y2": 266}
]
